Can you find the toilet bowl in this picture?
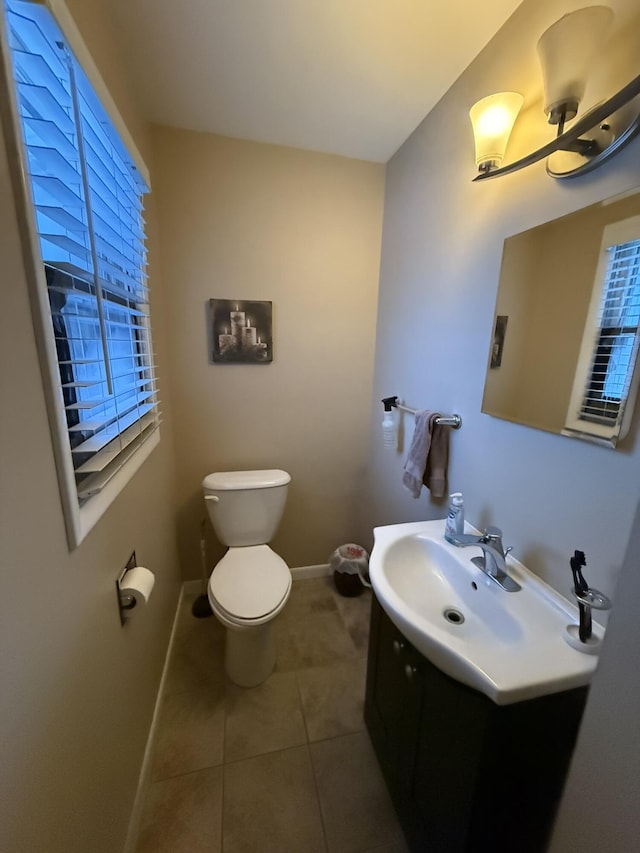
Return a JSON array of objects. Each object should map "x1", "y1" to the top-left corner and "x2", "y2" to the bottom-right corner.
[
  {"x1": 202, "y1": 469, "x2": 291, "y2": 687},
  {"x1": 207, "y1": 545, "x2": 291, "y2": 686}
]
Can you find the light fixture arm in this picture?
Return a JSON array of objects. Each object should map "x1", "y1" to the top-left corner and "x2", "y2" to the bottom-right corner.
[{"x1": 473, "y1": 72, "x2": 640, "y2": 181}]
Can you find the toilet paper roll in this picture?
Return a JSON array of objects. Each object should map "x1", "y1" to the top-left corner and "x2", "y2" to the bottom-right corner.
[{"x1": 120, "y1": 566, "x2": 155, "y2": 617}]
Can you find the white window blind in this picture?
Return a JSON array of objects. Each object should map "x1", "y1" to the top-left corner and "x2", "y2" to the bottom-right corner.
[
  {"x1": 578, "y1": 238, "x2": 640, "y2": 425},
  {"x1": 564, "y1": 214, "x2": 640, "y2": 445},
  {"x1": 4, "y1": 0, "x2": 160, "y2": 509}
]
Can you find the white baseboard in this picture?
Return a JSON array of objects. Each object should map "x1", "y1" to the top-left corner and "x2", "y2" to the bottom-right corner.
[
  {"x1": 185, "y1": 565, "x2": 331, "y2": 586},
  {"x1": 290, "y1": 563, "x2": 331, "y2": 579},
  {"x1": 123, "y1": 584, "x2": 184, "y2": 853}
]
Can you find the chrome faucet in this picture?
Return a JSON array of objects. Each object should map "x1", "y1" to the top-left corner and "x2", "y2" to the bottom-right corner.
[{"x1": 451, "y1": 526, "x2": 521, "y2": 592}]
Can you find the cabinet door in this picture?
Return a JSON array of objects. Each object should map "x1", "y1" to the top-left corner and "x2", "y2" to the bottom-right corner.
[
  {"x1": 369, "y1": 603, "x2": 424, "y2": 798},
  {"x1": 366, "y1": 598, "x2": 588, "y2": 853},
  {"x1": 412, "y1": 657, "x2": 489, "y2": 851}
]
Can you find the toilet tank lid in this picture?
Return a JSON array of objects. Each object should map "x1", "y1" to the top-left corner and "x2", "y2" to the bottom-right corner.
[{"x1": 202, "y1": 469, "x2": 291, "y2": 491}]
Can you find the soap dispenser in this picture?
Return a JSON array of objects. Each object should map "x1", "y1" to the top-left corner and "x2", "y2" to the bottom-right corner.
[{"x1": 444, "y1": 492, "x2": 464, "y2": 543}]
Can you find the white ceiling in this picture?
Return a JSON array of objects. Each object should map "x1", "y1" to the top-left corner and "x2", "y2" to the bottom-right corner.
[{"x1": 109, "y1": 0, "x2": 523, "y2": 163}]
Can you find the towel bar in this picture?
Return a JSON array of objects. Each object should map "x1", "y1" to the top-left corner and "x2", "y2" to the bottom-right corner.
[{"x1": 381, "y1": 396, "x2": 462, "y2": 430}]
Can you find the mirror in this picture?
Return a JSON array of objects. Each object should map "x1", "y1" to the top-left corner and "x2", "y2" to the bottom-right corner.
[{"x1": 482, "y1": 188, "x2": 640, "y2": 447}]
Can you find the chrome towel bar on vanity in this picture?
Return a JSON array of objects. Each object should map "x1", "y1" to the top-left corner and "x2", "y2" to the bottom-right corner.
[{"x1": 381, "y1": 395, "x2": 462, "y2": 429}]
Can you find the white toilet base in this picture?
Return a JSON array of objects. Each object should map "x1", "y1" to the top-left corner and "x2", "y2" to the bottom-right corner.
[{"x1": 224, "y1": 620, "x2": 277, "y2": 687}]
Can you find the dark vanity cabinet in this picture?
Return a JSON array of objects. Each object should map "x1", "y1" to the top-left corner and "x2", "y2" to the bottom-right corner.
[{"x1": 365, "y1": 595, "x2": 588, "y2": 853}]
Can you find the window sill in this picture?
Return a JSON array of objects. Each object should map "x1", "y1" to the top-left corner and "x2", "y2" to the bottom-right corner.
[{"x1": 66, "y1": 428, "x2": 161, "y2": 549}]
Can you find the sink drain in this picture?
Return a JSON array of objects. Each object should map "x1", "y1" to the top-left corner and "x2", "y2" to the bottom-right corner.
[{"x1": 443, "y1": 608, "x2": 465, "y2": 625}]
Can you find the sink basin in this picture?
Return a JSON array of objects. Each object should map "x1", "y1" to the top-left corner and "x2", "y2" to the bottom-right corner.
[{"x1": 369, "y1": 520, "x2": 601, "y2": 704}]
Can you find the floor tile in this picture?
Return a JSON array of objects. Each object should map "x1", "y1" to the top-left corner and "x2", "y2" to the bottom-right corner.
[
  {"x1": 361, "y1": 843, "x2": 410, "y2": 853},
  {"x1": 164, "y1": 608, "x2": 225, "y2": 696},
  {"x1": 333, "y1": 590, "x2": 372, "y2": 654},
  {"x1": 222, "y1": 745, "x2": 326, "y2": 853},
  {"x1": 275, "y1": 610, "x2": 359, "y2": 670},
  {"x1": 283, "y1": 575, "x2": 339, "y2": 622},
  {"x1": 136, "y1": 766, "x2": 223, "y2": 853},
  {"x1": 137, "y1": 578, "x2": 385, "y2": 853},
  {"x1": 152, "y1": 683, "x2": 225, "y2": 781},
  {"x1": 175, "y1": 589, "x2": 212, "y2": 625},
  {"x1": 311, "y1": 732, "x2": 404, "y2": 853},
  {"x1": 297, "y1": 657, "x2": 367, "y2": 741},
  {"x1": 224, "y1": 670, "x2": 307, "y2": 762}
]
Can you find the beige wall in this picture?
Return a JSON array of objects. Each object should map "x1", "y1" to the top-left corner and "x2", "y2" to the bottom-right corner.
[
  {"x1": 516, "y1": 216, "x2": 596, "y2": 430},
  {"x1": 361, "y1": 0, "x2": 640, "y2": 847},
  {"x1": 151, "y1": 126, "x2": 385, "y2": 578},
  {"x1": 0, "y1": 2, "x2": 181, "y2": 852},
  {"x1": 481, "y1": 231, "x2": 538, "y2": 420}
]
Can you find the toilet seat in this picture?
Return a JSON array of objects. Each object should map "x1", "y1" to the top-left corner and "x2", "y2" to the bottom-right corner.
[{"x1": 208, "y1": 545, "x2": 291, "y2": 625}]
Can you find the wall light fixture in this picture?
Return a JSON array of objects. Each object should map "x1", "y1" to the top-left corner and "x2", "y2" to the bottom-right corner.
[{"x1": 470, "y1": 5, "x2": 640, "y2": 181}]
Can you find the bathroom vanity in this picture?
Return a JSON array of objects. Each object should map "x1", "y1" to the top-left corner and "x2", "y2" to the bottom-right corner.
[{"x1": 365, "y1": 596, "x2": 588, "y2": 852}]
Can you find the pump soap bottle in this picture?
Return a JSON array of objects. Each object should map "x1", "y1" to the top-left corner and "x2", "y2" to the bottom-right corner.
[{"x1": 444, "y1": 493, "x2": 464, "y2": 544}]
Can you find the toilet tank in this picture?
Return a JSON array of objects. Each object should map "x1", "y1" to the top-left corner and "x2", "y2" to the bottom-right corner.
[{"x1": 202, "y1": 469, "x2": 291, "y2": 546}]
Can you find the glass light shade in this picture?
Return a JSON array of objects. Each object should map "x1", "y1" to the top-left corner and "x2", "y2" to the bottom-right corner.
[
  {"x1": 537, "y1": 5, "x2": 614, "y2": 123},
  {"x1": 469, "y1": 92, "x2": 524, "y2": 170}
]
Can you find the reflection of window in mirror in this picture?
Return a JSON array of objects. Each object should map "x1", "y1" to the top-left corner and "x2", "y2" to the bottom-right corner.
[{"x1": 564, "y1": 216, "x2": 640, "y2": 444}]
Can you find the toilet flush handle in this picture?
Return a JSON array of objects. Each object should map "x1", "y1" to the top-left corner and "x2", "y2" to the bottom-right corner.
[{"x1": 204, "y1": 495, "x2": 219, "y2": 502}]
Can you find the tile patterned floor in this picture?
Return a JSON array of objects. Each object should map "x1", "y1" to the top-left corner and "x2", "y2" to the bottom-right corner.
[{"x1": 135, "y1": 577, "x2": 409, "y2": 853}]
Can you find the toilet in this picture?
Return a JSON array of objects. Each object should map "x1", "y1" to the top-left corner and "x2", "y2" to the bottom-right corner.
[{"x1": 202, "y1": 469, "x2": 292, "y2": 687}]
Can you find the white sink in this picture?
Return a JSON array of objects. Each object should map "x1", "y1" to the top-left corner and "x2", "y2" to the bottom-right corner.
[{"x1": 369, "y1": 519, "x2": 601, "y2": 705}]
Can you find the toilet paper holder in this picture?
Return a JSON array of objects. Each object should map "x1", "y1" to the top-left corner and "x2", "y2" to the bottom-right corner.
[{"x1": 116, "y1": 551, "x2": 138, "y2": 625}]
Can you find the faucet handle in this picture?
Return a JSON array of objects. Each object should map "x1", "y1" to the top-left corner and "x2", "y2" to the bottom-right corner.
[{"x1": 483, "y1": 527, "x2": 508, "y2": 558}]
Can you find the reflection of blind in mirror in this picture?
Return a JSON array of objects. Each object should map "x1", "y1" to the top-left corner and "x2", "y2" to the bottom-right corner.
[{"x1": 581, "y1": 239, "x2": 640, "y2": 424}]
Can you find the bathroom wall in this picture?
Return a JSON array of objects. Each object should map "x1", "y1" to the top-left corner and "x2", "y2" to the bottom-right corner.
[
  {"x1": 550, "y1": 495, "x2": 640, "y2": 850},
  {"x1": 150, "y1": 126, "x2": 385, "y2": 578},
  {"x1": 0, "y1": 2, "x2": 181, "y2": 852},
  {"x1": 360, "y1": 0, "x2": 640, "y2": 606},
  {"x1": 361, "y1": 0, "x2": 640, "y2": 845}
]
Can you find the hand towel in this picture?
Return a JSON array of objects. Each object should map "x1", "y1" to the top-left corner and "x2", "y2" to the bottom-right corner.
[
  {"x1": 402, "y1": 410, "x2": 449, "y2": 499},
  {"x1": 422, "y1": 416, "x2": 449, "y2": 498}
]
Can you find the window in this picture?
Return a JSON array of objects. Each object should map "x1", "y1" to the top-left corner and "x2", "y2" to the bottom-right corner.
[
  {"x1": 580, "y1": 238, "x2": 640, "y2": 424},
  {"x1": 564, "y1": 215, "x2": 640, "y2": 445},
  {"x1": 2, "y1": 0, "x2": 160, "y2": 546}
]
